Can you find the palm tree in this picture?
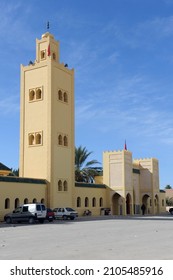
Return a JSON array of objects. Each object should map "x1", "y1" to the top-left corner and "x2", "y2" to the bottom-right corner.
[
  {"x1": 165, "y1": 184, "x2": 172, "y2": 189},
  {"x1": 75, "y1": 146, "x2": 101, "y2": 183}
]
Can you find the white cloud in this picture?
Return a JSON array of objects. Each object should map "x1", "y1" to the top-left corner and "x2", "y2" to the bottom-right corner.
[
  {"x1": 75, "y1": 68, "x2": 173, "y2": 147},
  {"x1": 0, "y1": 96, "x2": 19, "y2": 116}
]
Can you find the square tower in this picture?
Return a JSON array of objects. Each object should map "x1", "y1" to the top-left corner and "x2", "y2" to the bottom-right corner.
[
  {"x1": 103, "y1": 150, "x2": 133, "y2": 196},
  {"x1": 19, "y1": 32, "x2": 75, "y2": 208}
]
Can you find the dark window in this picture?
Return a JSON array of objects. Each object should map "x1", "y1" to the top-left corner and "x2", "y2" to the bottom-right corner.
[
  {"x1": 22, "y1": 206, "x2": 29, "y2": 212},
  {"x1": 41, "y1": 204, "x2": 46, "y2": 211},
  {"x1": 36, "y1": 205, "x2": 41, "y2": 211}
]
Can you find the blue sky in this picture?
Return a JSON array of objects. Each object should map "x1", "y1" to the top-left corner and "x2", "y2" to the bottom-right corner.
[{"x1": 0, "y1": 0, "x2": 173, "y2": 188}]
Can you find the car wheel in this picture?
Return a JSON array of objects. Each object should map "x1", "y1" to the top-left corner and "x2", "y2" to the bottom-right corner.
[
  {"x1": 28, "y1": 217, "x2": 35, "y2": 224},
  {"x1": 63, "y1": 215, "x2": 68, "y2": 220},
  {"x1": 170, "y1": 209, "x2": 173, "y2": 215},
  {"x1": 6, "y1": 217, "x2": 12, "y2": 224},
  {"x1": 70, "y1": 217, "x2": 75, "y2": 220}
]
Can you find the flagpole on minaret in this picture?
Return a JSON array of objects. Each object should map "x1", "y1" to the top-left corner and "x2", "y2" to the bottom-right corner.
[
  {"x1": 46, "y1": 21, "x2": 51, "y2": 56},
  {"x1": 47, "y1": 21, "x2": 50, "y2": 31},
  {"x1": 124, "y1": 140, "x2": 127, "y2": 150}
]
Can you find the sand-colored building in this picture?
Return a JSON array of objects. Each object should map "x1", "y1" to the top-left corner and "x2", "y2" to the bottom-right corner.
[{"x1": 0, "y1": 32, "x2": 165, "y2": 221}]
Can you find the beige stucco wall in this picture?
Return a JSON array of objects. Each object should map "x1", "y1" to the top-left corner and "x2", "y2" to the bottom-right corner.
[
  {"x1": 158, "y1": 191, "x2": 166, "y2": 213},
  {"x1": 74, "y1": 184, "x2": 109, "y2": 216},
  {"x1": 0, "y1": 180, "x2": 47, "y2": 221}
]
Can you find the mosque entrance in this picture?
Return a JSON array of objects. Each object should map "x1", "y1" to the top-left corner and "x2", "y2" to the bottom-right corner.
[
  {"x1": 112, "y1": 193, "x2": 122, "y2": 215},
  {"x1": 142, "y1": 194, "x2": 150, "y2": 214}
]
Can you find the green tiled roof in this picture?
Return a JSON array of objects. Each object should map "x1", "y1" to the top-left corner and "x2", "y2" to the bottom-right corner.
[
  {"x1": 75, "y1": 182, "x2": 106, "y2": 189},
  {"x1": 0, "y1": 162, "x2": 11, "y2": 171},
  {"x1": 0, "y1": 176, "x2": 46, "y2": 184}
]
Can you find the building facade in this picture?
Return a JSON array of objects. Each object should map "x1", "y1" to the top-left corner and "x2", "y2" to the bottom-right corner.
[{"x1": 0, "y1": 32, "x2": 165, "y2": 221}]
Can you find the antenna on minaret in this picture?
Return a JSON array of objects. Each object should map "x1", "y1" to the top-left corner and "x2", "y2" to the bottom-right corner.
[{"x1": 47, "y1": 21, "x2": 50, "y2": 31}]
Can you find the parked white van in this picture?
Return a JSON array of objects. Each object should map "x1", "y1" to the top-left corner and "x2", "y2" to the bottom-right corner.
[{"x1": 4, "y1": 203, "x2": 47, "y2": 224}]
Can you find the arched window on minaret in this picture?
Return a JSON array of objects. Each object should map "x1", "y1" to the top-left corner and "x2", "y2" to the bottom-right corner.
[
  {"x1": 36, "y1": 133, "x2": 42, "y2": 145},
  {"x1": 64, "y1": 92, "x2": 68, "y2": 103},
  {"x1": 29, "y1": 89, "x2": 35, "y2": 101},
  {"x1": 36, "y1": 88, "x2": 42, "y2": 100},
  {"x1": 58, "y1": 90, "x2": 63, "y2": 101},
  {"x1": 29, "y1": 134, "x2": 35, "y2": 145},
  {"x1": 63, "y1": 180, "x2": 68, "y2": 191},
  {"x1": 58, "y1": 134, "x2": 63, "y2": 145},
  {"x1": 52, "y1": 52, "x2": 56, "y2": 60},
  {"x1": 58, "y1": 180, "x2": 62, "y2": 191},
  {"x1": 58, "y1": 134, "x2": 62, "y2": 145},
  {"x1": 41, "y1": 50, "x2": 46, "y2": 60},
  {"x1": 64, "y1": 135, "x2": 68, "y2": 146}
]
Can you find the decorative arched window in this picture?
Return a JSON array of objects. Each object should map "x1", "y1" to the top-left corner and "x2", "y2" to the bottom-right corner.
[
  {"x1": 36, "y1": 133, "x2": 42, "y2": 144},
  {"x1": 64, "y1": 135, "x2": 68, "y2": 146},
  {"x1": 24, "y1": 198, "x2": 29, "y2": 204},
  {"x1": 58, "y1": 180, "x2": 62, "y2": 191},
  {"x1": 92, "y1": 197, "x2": 96, "y2": 207},
  {"x1": 29, "y1": 89, "x2": 35, "y2": 101},
  {"x1": 41, "y1": 198, "x2": 45, "y2": 204},
  {"x1": 41, "y1": 50, "x2": 46, "y2": 60},
  {"x1": 36, "y1": 88, "x2": 42, "y2": 99},
  {"x1": 15, "y1": 198, "x2": 20, "y2": 209},
  {"x1": 77, "y1": 197, "x2": 81, "y2": 208},
  {"x1": 29, "y1": 134, "x2": 34, "y2": 145},
  {"x1": 53, "y1": 53, "x2": 56, "y2": 60},
  {"x1": 99, "y1": 197, "x2": 103, "y2": 207},
  {"x1": 33, "y1": 198, "x2": 37, "y2": 203},
  {"x1": 5, "y1": 198, "x2": 10, "y2": 209},
  {"x1": 63, "y1": 180, "x2": 68, "y2": 191},
  {"x1": 58, "y1": 134, "x2": 63, "y2": 145},
  {"x1": 58, "y1": 90, "x2": 63, "y2": 101},
  {"x1": 85, "y1": 197, "x2": 89, "y2": 207},
  {"x1": 64, "y1": 92, "x2": 68, "y2": 103}
]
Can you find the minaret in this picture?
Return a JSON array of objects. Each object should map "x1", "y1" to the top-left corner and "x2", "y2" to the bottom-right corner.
[{"x1": 19, "y1": 32, "x2": 75, "y2": 208}]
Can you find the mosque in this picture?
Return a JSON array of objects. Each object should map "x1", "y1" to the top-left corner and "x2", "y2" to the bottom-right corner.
[{"x1": 0, "y1": 32, "x2": 166, "y2": 221}]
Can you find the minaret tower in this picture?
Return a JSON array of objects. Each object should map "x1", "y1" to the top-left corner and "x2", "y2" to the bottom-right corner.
[{"x1": 19, "y1": 32, "x2": 75, "y2": 208}]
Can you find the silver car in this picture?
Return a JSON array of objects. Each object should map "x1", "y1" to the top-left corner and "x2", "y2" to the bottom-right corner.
[{"x1": 53, "y1": 207, "x2": 78, "y2": 220}]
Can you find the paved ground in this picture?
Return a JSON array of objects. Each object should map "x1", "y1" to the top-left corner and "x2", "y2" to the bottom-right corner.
[{"x1": 0, "y1": 214, "x2": 173, "y2": 260}]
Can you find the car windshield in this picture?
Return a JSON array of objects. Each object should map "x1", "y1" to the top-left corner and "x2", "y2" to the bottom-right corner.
[
  {"x1": 66, "y1": 207, "x2": 75, "y2": 211},
  {"x1": 14, "y1": 207, "x2": 22, "y2": 213}
]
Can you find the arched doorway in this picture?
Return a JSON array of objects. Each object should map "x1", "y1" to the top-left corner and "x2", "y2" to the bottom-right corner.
[
  {"x1": 142, "y1": 194, "x2": 150, "y2": 214},
  {"x1": 112, "y1": 193, "x2": 123, "y2": 215},
  {"x1": 126, "y1": 193, "x2": 132, "y2": 214}
]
